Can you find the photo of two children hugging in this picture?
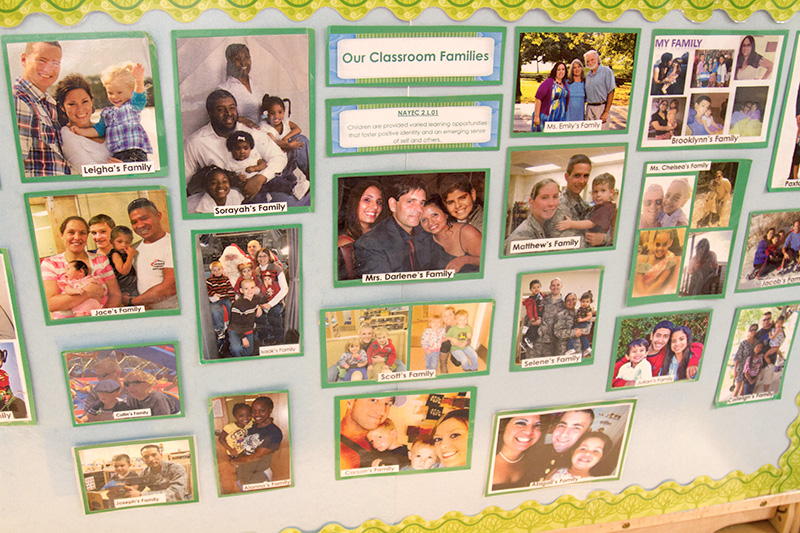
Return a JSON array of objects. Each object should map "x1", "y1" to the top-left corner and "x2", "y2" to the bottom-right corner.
[
  {"x1": 5, "y1": 35, "x2": 161, "y2": 179},
  {"x1": 65, "y1": 345, "x2": 181, "y2": 424},
  {"x1": 196, "y1": 228, "x2": 300, "y2": 361},
  {"x1": 323, "y1": 302, "x2": 493, "y2": 385}
]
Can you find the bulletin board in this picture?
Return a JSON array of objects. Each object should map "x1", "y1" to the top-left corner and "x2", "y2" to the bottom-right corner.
[{"x1": 2, "y1": 1, "x2": 800, "y2": 533}]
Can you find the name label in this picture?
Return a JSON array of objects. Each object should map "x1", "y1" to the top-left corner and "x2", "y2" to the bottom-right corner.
[
  {"x1": 509, "y1": 237, "x2": 581, "y2": 254},
  {"x1": 82, "y1": 161, "x2": 155, "y2": 177},
  {"x1": 362, "y1": 269, "x2": 455, "y2": 283},
  {"x1": 114, "y1": 492, "x2": 167, "y2": 507},
  {"x1": 91, "y1": 306, "x2": 145, "y2": 317},
  {"x1": 521, "y1": 353, "x2": 582, "y2": 368},
  {"x1": 113, "y1": 408, "x2": 151, "y2": 419},
  {"x1": 214, "y1": 202, "x2": 288, "y2": 216},
  {"x1": 342, "y1": 465, "x2": 400, "y2": 477},
  {"x1": 378, "y1": 369, "x2": 437, "y2": 381},
  {"x1": 241, "y1": 479, "x2": 291, "y2": 491}
]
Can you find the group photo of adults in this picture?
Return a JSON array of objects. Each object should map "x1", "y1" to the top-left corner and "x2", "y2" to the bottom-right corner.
[
  {"x1": 716, "y1": 305, "x2": 799, "y2": 405},
  {"x1": 336, "y1": 172, "x2": 486, "y2": 283},
  {"x1": 339, "y1": 391, "x2": 472, "y2": 477},
  {"x1": 609, "y1": 311, "x2": 710, "y2": 389},
  {"x1": 738, "y1": 211, "x2": 800, "y2": 290},
  {"x1": 27, "y1": 189, "x2": 178, "y2": 323},
  {"x1": 504, "y1": 146, "x2": 623, "y2": 256},
  {"x1": 513, "y1": 31, "x2": 637, "y2": 132},
  {"x1": 211, "y1": 391, "x2": 290, "y2": 495},
  {"x1": 64, "y1": 345, "x2": 181, "y2": 424},
  {"x1": 514, "y1": 269, "x2": 601, "y2": 366},
  {"x1": 488, "y1": 401, "x2": 633, "y2": 494},
  {"x1": 194, "y1": 228, "x2": 300, "y2": 361},
  {"x1": 643, "y1": 33, "x2": 781, "y2": 147},
  {"x1": 176, "y1": 32, "x2": 311, "y2": 215},
  {"x1": 5, "y1": 36, "x2": 162, "y2": 179},
  {"x1": 77, "y1": 438, "x2": 196, "y2": 512}
]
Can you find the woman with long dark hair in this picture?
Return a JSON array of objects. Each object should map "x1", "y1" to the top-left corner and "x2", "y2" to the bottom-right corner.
[{"x1": 337, "y1": 180, "x2": 386, "y2": 279}]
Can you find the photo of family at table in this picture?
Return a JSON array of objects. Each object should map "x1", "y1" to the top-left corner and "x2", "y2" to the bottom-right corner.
[
  {"x1": 488, "y1": 401, "x2": 634, "y2": 494},
  {"x1": 513, "y1": 30, "x2": 637, "y2": 133},
  {"x1": 716, "y1": 305, "x2": 798, "y2": 405},
  {"x1": 211, "y1": 391, "x2": 291, "y2": 495},
  {"x1": 27, "y1": 189, "x2": 178, "y2": 323},
  {"x1": 738, "y1": 211, "x2": 800, "y2": 291},
  {"x1": 64, "y1": 344, "x2": 181, "y2": 424},
  {"x1": 608, "y1": 311, "x2": 710, "y2": 389},
  {"x1": 336, "y1": 171, "x2": 487, "y2": 283},
  {"x1": 194, "y1": 227, "x2": 300, "y2": 361},
  {"x1": 0, "y1": 252, "x2": 30, "y2": 423},
  {"x1": 514, "y1": 268, "x2": 601, "y2": 367},
  {"x1": 4, "y1": 35, "x2": 162, "y2": 179},
  {"x1": 76, "y1": 437, "x2": 196, "y2": 512},
  {"x1": 338, "y1": 390, "x2": 473, "y2": 477},
  {"x1": 642, "y1": 33, "x2": 782, "y2": 147},
  {"x1": 175, "y1": 32, "x2": 311, "y2": 215},
  {"x1": 504, "y1": 146, "x2": 623, "y2": 256},
  {"x1": 322, "y1": 301, "x2": 493, "y2": 385}
]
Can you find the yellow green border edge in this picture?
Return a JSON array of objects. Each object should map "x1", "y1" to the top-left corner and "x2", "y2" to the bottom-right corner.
[{"x1": 1, "y1": 0, "x2": 798, "y2": 26}]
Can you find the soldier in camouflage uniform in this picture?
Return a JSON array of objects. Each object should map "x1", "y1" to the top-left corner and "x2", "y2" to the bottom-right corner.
[
  {"x1": 553, "y1": 293, "x2": 580, "y2": 355},
  {"x1": 533, "y1": 278, "x2": 566, "y2": 358}
]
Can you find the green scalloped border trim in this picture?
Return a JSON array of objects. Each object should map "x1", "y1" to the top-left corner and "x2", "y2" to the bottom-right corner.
[
  {"x1": 0, "y1": 0, "x2": 798, "y2": 26},
  {"x1": 281, "y1": 390, "x2": 800, "y2": 532}
]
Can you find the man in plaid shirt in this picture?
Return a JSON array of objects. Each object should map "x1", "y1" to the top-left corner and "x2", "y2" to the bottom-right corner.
[{"x1": 13, "y1": 41, "x2": 70, "y2": 177}]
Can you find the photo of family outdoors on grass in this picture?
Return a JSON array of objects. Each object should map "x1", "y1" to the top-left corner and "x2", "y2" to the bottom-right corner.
[
  {"x1": 715, "y1": 304, "x2": 798, "y2": 406},
  {"x1": 513, "y1": 30, "x2": 638, "y2": 134},
  {"x1": 607, "y1": 311, "x2": 710, "y2": 389},
  {"x1": 737, "y1": 210, "x2": 800, "y2": 292}
]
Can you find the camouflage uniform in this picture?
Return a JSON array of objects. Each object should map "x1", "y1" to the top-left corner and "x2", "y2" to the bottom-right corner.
[
  {"x1": 533, "y1": 295, "x2": 565, "y2": 358},
  {"x1": 553, "y1": 307, "x2": 578, "y2": 355}
]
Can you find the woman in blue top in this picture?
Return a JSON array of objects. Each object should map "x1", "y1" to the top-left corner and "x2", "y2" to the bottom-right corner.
[
  {"x1": 532, "y1": 62, "x2": 569, "y2": 132},
  {"x1": 566, "y1": 59, "x2": 586, "y2": 122}
]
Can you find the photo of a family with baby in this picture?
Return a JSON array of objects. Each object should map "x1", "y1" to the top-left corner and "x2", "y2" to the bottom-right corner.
[
  {"x1": 504, "y1": 146, "x2": 624, "y2": 256},
  {"x1": 607, "y1": 311, "x2": 710, "y2": 389},
  {"x1": 27, "y1": 188, "x2": 178, "y2": 324},
  {"x1": 194, "y1": 227, "x2": 300, "y2": 361},
  {"x1": 716, "y1": 304, "x2": 799, "y2": 406},
  {"x1": 631, "y1": 163, "x2": 741, "y2": 302},
  {"x1": 514, "y1": 268, "x2": 602, "y2": 369},
  {"x1": 322, "y1": 301, "x2": 493, "y2": 385},
  {"x1": 642, "y1": 33, "x2": 782, "y2": 148},
  {"x1": 64, "y1": 344, "x2": 181, "y2": 425},
  {"x1": 338, "y1": 390, "x2": 472, "y2": 478},
  {"x1": 4, "y1": 35, "x2": 163, "y2": 180},
  {"x1": 175, "y1": 31, "x2": 311, "y2": 215},
  {"x1": 488, "y1": 401, "x2": 634, "y2": 495},
  {"x1": 211, "y1": 391, "x2": 291, "y2": 495}
]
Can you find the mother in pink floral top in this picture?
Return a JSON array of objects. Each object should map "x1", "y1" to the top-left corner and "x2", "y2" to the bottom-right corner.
[{"x1": 41, "y1": 216, "x2": 121, "y2": 319}]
